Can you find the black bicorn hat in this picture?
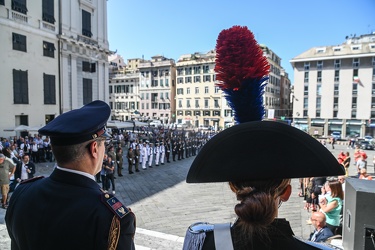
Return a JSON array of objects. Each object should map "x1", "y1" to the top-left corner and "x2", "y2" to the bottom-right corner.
[
  {"x1": 186, "y1": 121, "x2": 345, "y2": 183},
  {"x1": 39, "y1": 100, "x2": 111, "y2": 146},
  {"x1": 186, "y1": 26, "x2": 344, "y2": 183}
]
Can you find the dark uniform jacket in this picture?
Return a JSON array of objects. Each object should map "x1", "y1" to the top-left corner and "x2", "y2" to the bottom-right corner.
[
  {"x1": 14, "y1": 161, "x2": 36, "y2": 180},
  {"x1": 5, "y1": 168, "x2": 136, "y2": 250},
  {"x1": 184, "y1": 219, "x2": 326, "y2": 250}
]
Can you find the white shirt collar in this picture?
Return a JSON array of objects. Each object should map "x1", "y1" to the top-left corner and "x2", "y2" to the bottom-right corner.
[{"x1": 56, "y1": 166, "x2": 96, "y2": 181}]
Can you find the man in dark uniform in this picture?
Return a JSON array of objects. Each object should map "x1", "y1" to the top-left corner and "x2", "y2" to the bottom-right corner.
[{"x1": 5, "y1": 100, "x2": 136, "y2": 250}]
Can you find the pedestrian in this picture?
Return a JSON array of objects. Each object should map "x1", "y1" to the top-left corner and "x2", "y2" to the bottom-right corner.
[
  {"x1": 105, "y1": 156, "x2": 116, "y2": 194},
  {"x1": 141, "y1": 141, "x2": 148, "y2": 169},
  {"x1": 0, "y1": 153, "x2": 16, "y2": 209},
  {"x1": 134, "y1": 145, "x2": 140, "y2": 172},
  {"x1": 148, "y1": 143, "x2": 154, "y2": 168},
  {"x1": 14, "y1": 154, "x2": 36, "y2": 183},
  {"x1": 5, "y1": 100, "x2": 136, "y2": 249},
  {"x1": 165, "y1": 139, "x2": 171, "y2": 163},
  {"x1": 182, "y1": 26, "x2": 344, "y2": 250},
  {"x1": 308, "y1": 212, "x2": 334, "y2": 242},
  {"x1": 127, "y1": 147, "x2": 135, "y2": 174},
  {"x1": 160, "y1": 141, "x2": 165, "y2": 165},
  {"x1": 116, "y1": 147, "x2": 124, "y2": 177},
  {"x1": 154, "y1": 142, "x2": 160, "y2": 166}
]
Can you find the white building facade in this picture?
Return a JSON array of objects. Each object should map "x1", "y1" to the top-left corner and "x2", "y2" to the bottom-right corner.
[
  {"x1": 290, "y1": 33, "x2": 375, "y2": 137},
  {"x1": 59, "y1": 0, "x2": 110, "y2": 113},
  {"x1": 0, "y1": 0, "x2": 60, "y2": 138}
]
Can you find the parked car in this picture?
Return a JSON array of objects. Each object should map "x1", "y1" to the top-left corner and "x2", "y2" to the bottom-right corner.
[
  {"x1": 331, "y1": 131, "x2": 341, "y2": 140},
  {"x1": 149, "y1": 120, "x2": 162, "y2": 127},
  {"x1": 364, "y1": 135, "x2": 373, "y2": 142},
  {"x1": 359, "y1": 141, "x2": 374, "y2": 150}
]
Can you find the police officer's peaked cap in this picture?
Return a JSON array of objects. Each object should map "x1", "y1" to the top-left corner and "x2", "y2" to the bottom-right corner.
[
  {"x1": 39, "y1": 100, "x2": 111, "y2": 146},
  {"x1": 187, "y1": 121, "x2": 345, "y2": 183}
]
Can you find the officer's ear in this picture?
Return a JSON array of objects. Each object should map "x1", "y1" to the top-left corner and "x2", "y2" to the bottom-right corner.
[
  {"x1": 280, "y1": 184, "x2": 292, "y2": 202},
  {"x1": 87, "y1": 139, "x2": 101, "y2": 159}
]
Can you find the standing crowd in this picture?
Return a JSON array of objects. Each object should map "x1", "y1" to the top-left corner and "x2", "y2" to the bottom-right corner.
[{"x1": 300, "y1": 142, "x2": 374, "y2": 244}]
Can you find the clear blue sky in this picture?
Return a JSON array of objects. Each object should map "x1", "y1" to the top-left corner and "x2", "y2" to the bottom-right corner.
[{"x1": 107, "y1": 0, "x2": 375, "y2": 82}]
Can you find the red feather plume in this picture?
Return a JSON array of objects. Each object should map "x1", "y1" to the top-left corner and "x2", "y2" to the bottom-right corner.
[{"x1": 215, "y1": 26, "x2": 270, "y2": 90}]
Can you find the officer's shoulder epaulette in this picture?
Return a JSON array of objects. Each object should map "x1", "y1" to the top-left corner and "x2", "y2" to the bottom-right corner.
[
  {"x1": 101, "y1": 191, "x2": 130, "y2": 219},
  {"x1": 20, "y1": 176, "x2": 44, "y2": 185},
  {"x1": 188, "y1": 222, "x2": 214, "y2": 234},
  {"x1": 183, "y1": 222, "x2": 213, "y2": 250}
]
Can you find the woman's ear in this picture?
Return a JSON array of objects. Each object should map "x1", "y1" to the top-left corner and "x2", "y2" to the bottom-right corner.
[{"x1": 280, "y1": 184, "x2": 292, "y2": 202}]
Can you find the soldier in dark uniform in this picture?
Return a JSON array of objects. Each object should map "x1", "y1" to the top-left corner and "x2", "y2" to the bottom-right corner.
[
  {"x1": 5, "y1": 100, "x2": 136, "y2": 250},
  {"x1": 182, "y1": 26, "x2": 344, "y2": 250},
  {"x1": 165, "y1": 139, "x2": 171, "y2": 163}
]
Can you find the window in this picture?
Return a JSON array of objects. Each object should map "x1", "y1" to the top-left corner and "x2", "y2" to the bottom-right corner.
[
  {"x1": 304, "y1": 72, "x2": 309, "y2": 83},
  {"x1": 353, "y1": 58, "x2": 359, "y2": 68},
  {"x1": 316, "y1": 84, "x2": 322, "y2": 96},
  {"x1": 304, "y1": 62, "x2": 310, "y2": 71},
  {"x1": 333, "y1": 97, "x2": 339, "y2": 109},
  {"x1": 177, "y1": 88, "x2": 184, "y2": 95},
  {"x1": 352, "y1": 83, "x2": 358, "y2": 95},
  {"x1": 193, "y1": 66, "x2": 200, "y2": 74},
  {"x1": 317, "y1": 71, "x2": 322, "y2": 83},
  {"x1": 185, "y1": 67, "x2": 192, "y2": 75},
  {"x1": 194, "y1": 76, "x2": 201, "y2": 83},
  {"x1": 334, "y1": 70, "x2": 339, "y2": 82},
  {"x1": 333, "y1": 47, "x2": 341, "y2": 52},
  {"x1": 186, "y1": 100, "x2": 191, "y2": 108},
  {"x1": 165, "y1": 92, "x2": 169, "y2": 100},
  {"x1": 13, "y1": 69, "x2": 28, "y2": 104},
  {"x1": 82, "y1": 61, "x2": 96, "y2": 72},
  {"x1": 203, "y1": 75, "x2": 211, "y2": 82},
  {"x1": 160, "y1": 79, "x2": 163, "y2": 87},
  {"x1": 353, "y1": 69, "x2": 358, "y2": 79},
  {"x1": 83, "y1": 78, "x2": 92, "y2": 105},
  {"x1": 204, "y1": 86, "x2": 209, "y2": 94},
  {"x1": 43, "y1": 41, "x2": 55, "y2": 58},
  {"x1": 42, "y1": 0, "x2": 55, "y2": 24},
  {"x1": 0, "y1": 0, "x2": 4, "y2": 5},
  {"x1": 317, "y1": 61, "x2": 323, "y2": 70},
  {"x1": 177, "y1": 68, "x2": 183, "y2": 76},
  {"x1": 177, "y1": 77, "x2": 183, "y2": 84},
  {"x1": 303, "y1": 97, "x2": 308, "y2": 109},
  {"x1": 352, "y1": 97, "x2": 357, "y2": 108},
  {"x1": 12, "y1": 0, "x2": 28, "y2": 14},
  {"x1": 333, "y1": 110, "x2": 338, "y2": 118},
  {"x1": 203, "y1": 65, "x2": 209, "y2": 73},
  {"x1": 195, "y1": 87, "x2": 199, "y2": 94},
  {"x1": 316, "y1": 97, "x2": 321, "y2": 109},
  {"x1": 351, "y1": 110, "x2": 356, "y2": 119},
  {"x1": 204, "y1": 100, "x2": 209, "y2": 108},
  {"x1": 334, "y1": 59, "x2": 341, "y2": 69},
  {"x1": 187, "y1": 87, "x2": 190, "y2": 94},
  {"x1": 215, "y1": 86, "x2": 220, "y2": 93},
  {"x1": 82, "y1": 10, "x2": 92, "y2": 37},
  {"x1": 12, "y1": 33, "x2": 26, "y2": 52},
  {"x1": 195, "y1": 99, "x2": 199, "y2": 108},
  {"x1": 334, "y1": 84, "x2": 339, "y2": 96},
  {"x1": 185, "y1": 77, "x2": 192, "y2": 83},
  {"x1": 43, "y1": 73, "x2": 56, "y2": 104},
  {"x1": 316, "y1": 110, "x2": 320, "y2": 118},
  {"x1": 214, "y1": 99, "x2": 219, "y2": 108},
  {"x1": 178, "y1": 100, "x2": 182, "y2": 108},
  {"x1": 303, "y1": 110, "x2": 308, "y2": 117},
  {"x1": 304, "y1": 85, "x2": 308, "y2": 95},
  {"x1": 165, "y1": 79, "x2": 169, "y2": 87}
]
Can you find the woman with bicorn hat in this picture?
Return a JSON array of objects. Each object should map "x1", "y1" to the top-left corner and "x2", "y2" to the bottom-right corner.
[{"x1": 182, "y1": 26, "x2": 345, "y2": 250}]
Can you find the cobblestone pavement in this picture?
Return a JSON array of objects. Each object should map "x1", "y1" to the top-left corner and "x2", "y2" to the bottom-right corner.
[{"x1": 1, "y1": 144, "x2": 373, "y2": 249}]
